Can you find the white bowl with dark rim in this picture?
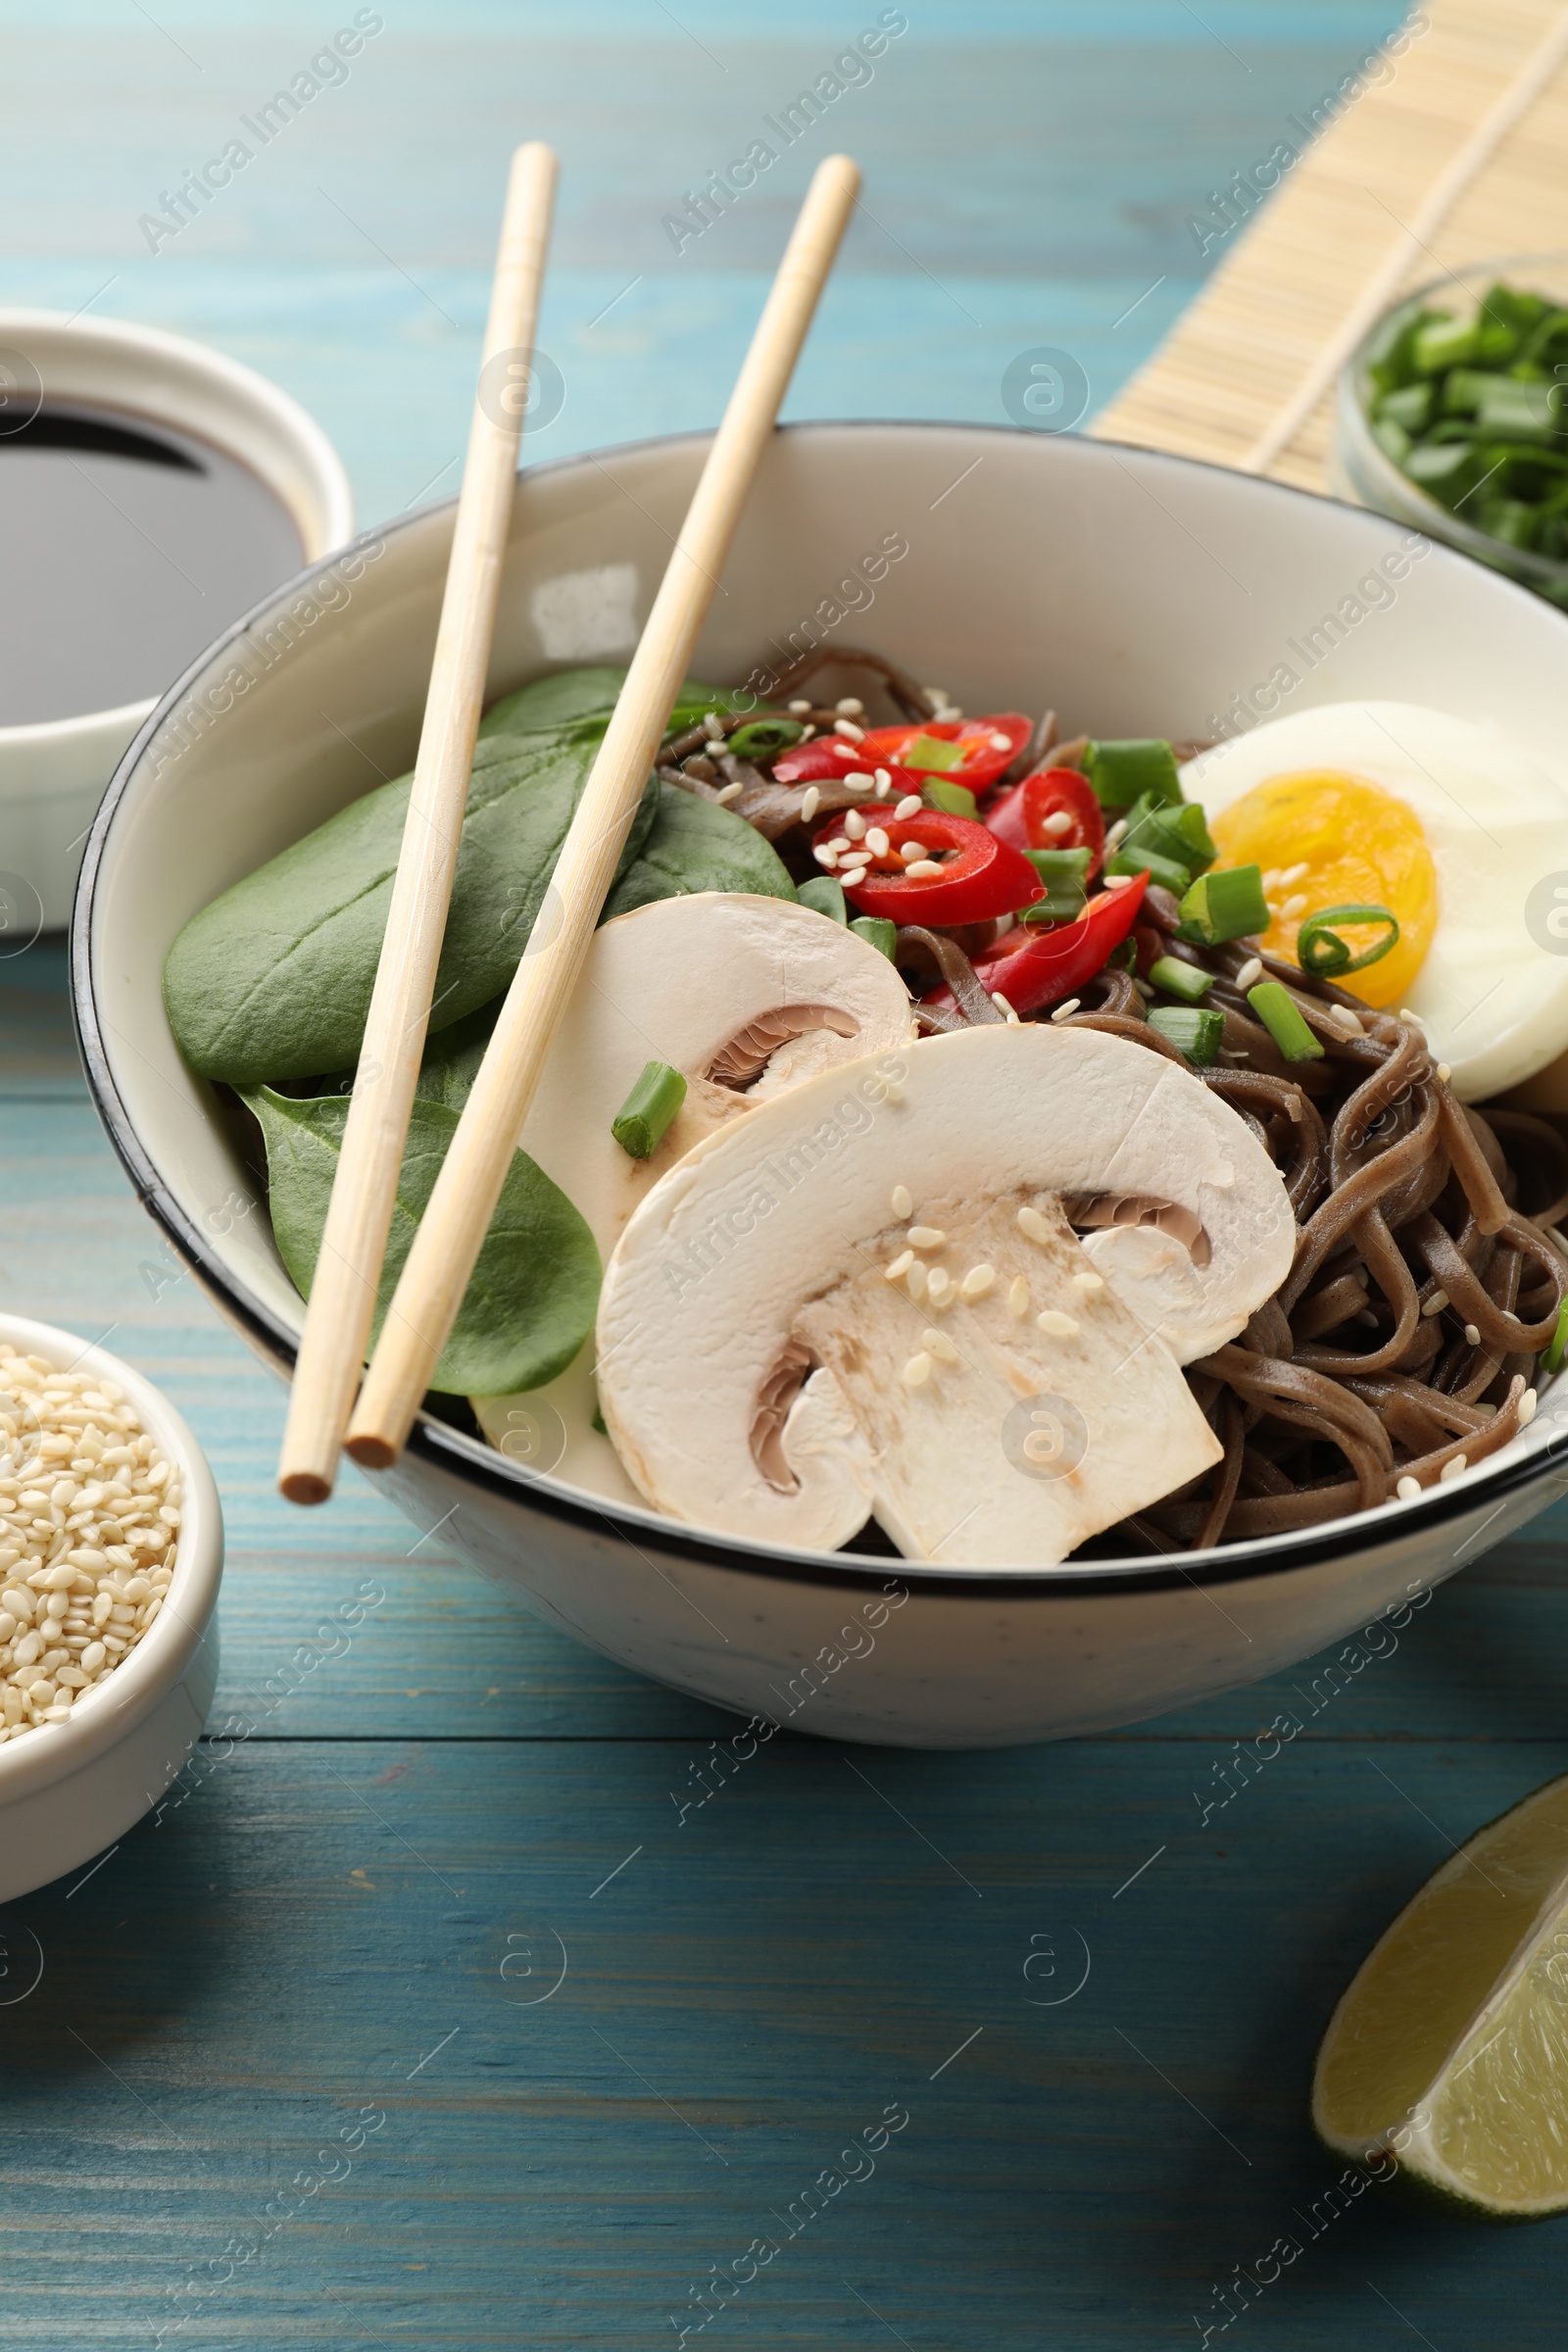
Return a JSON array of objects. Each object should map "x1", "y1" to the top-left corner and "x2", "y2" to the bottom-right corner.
[
  {"x1": 0, "y1": 1313, "x2": 222, "y2": 1902},
  {"x1": 70, "y1": 422, "x2": 1568, "y2": 1748},
  {"x1": 0, "y1": 308, "x2": 354, "y2": 935}
]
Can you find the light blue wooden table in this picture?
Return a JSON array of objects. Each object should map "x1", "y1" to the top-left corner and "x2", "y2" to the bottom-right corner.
[{"x1": 7, "y1": 5, "x2": 1568, "y2": 2344}]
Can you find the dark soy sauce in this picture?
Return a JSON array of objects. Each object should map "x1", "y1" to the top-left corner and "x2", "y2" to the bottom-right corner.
[{"x1": 0, "y1": 400, "x2": 305, "y2": 726}]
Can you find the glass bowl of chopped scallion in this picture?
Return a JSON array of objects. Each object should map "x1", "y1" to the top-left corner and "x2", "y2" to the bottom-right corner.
[{"x1": 1333, "y1": 256, "x2": 1568, "y2": 609}]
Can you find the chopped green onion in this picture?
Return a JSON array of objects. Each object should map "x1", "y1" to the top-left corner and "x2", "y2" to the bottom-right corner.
[
  {"x1": 850, "y1": 914, "x2": 898, "y2": 958},
  {"x1": 1148, "y1": 955, "x2": 1213, "y2": 1004},
  {"x1": 1083, "y1": 738, "x2": 1182, "y2": 808},
  {"x1": 1176, "y1": 864, "x2": 1270, "y2": 945},
  {"x1": 612, "y1": 1059, "x2": 688, "y2": 1158},
  {"x1": 1378, "y1": 381, "x2": 1435, "y2": 432},
  {"x1": 1402, "y1": 440, "x2": 1493, "y2": 509},
  {"x1": 1296, "y1": 903, "x2": 1399, "y2": 977},
  {"x1": 1542, "y1": 1298, "x2": 1568, "y2": 1378},
  {"x1": 591, "y1": 1406, "x2": 609, "y2": 1436},
  {"x1": 1021, "y1": 846, "x2": 1091, "y2": 922},
  {"x1": 727, "y1": 716, "x2": 803, "y2": 760},
  {"x1": 922, "y1": 775, "x2": 974, "y2": 814},
  {"x1": 798, "y1": 875, "x2": 847, "y2": 925},
  {"x1": 1248, "y1": 981, "x2": 1324, "y2": 1062},
  {"x1": 902, "y1": 733, "x2": 966, "y2": 773},
  {"x1": 1107, "y1": 846, "x2": 1192, "y2": 898},
  {"x1": 1148, "y1": 1005, "x2": 1225, "y2": 1065}
]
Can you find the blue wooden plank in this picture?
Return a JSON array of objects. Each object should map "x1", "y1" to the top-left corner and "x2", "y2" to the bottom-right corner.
[{"x1": 5, "y1": 1735, "x2": 1566, "y2": 2347}]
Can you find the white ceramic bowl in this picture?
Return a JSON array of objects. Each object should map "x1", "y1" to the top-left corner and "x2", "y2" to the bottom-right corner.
[
  {"x1": 0, "y1": 1313, "x2": 222, "y2": 1902},
  {"x1": 71, "y1": 422, "x2": 1568, "y2": 1748},
  {"x1": 0, "y1": 309, "x2": 354, "y2": 932}
]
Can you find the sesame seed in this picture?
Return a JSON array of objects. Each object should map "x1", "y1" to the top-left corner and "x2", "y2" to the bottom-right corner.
[
  {"x1": 843, "y1": 808, "x2": 866, "y2": 840},
  {"x1": 713, "y1": 780, "x2": 743, "y2": 805},
  {"x1": 894, "y1": 794, "x2": 922, "y2": 821},
  {"x1": 1072, "y1": 1270, "x2": 1104, "y2": 1295},
  {"x1": 800, "y1": 785, "x2": 820, "y2": 822},
  {"x1": 923, "y1": 686, "x2": 948, "y2": 706},
  {"x1": 960, "y1": 1264, "x2": 996, "y2": 1300},
  {"x1": 907, "y1": 1227, "x2": 947, "y2": 1249},
  {"x1": 834, "y1": 718, "x2": 865, "y2": 741},
  {"x1": 1464, "y1": 1323, "x2": 1481, "y2": 1348},
  {"x1": 865, "y1": 828, "x2": 891, "y2": 857},
  {"x1": 1103, "y1": 818, "x2": 1129, "y2": 850},
  {"x1": 812, "y1": 846, "x2": 839, "y2": 869},
  {"x1": 1282, "y1": 894, "x2": 1308, "y2": 921},
  {"x1": 885, "y1": 1250, "x2": 913, "y2": 1281},
  {"x1": 926, "y1": 1268, "x2": 954, "y2": 1307},
  {"x1": 788, "y1": 699, "x2": 811, "y2": 715},
  {"x1": 1261, "y1": 869, "x2": 1282, "y2": 893},
  {"x1": 1437, "y1": 1062, "x2": 1451, "y2": 1082},
  {"x1": 989, "y1": 730, "x2": 1011, "y2": 752},
  {"x1": 800, "y1": 724, "x2": 816, "y2": 740},
  {"x1": 992, "y1": 991, "x2": 1021, "y2": 1025},
  {"x1": 1439, "y1": 1451, "x2": 1468, "y2": 1483},
  {"x1": 890, "y1": 1184, "x2": 913, "y2": 1220},
  {"x1": 703, "y1": 712, "x2": 725, "y2": 740},
  {"x1": 1050, "y1": 999, "x2": 1080, "y2": 1023},
  {"x1": 1037, "y1": 1309, "x2": 1080, "y2": 1339},
  {"x1": 1280, "y1": 861, "x2": 1309, "y2": 888},
  {"x1": 1420, "y1": 1289, "x2": 1448, "y2": 1318},
  {"x1": 1234, "y1": 956, "x2": 1263, "y2": 991},
  {"x1": 1104, "y1": 874, "x2": 1135, "y2": 891},
  {"x1": 1326, "y1": 1004, "x2": 1362, "y2": 1035},
  {"x1": 905, "y1": 859, "x2": 943, "y2": 879},
  {"x1": 1007, "y1": 1277, "x2": 1029, "y2": 1318},
  {"x1": 845, "y1": 770, "x2": 874, "y2": 789},
  {"x1": 1521, "y1": 1388, "x2": 1539, "y2": 1426},
  {"x1": 906, "y1": 1260, "x2": 928, "y2": 1302},
  {"x1": 836, "y1": 697, "x2": 864, "y2": 715},
  {"x1": 1041, "y1": 809, "x2": 1073, "y2": 838},
  {"x1": 922, "y1": 1327, "x2": 960, "y2": 1363},
  {"x1": 874, "y1": 768, "x2": 893, "y2": 795},
  {"x1": 839, "y1": 850, "x2": 872, "y2": 871},
  {"x1": 902, "y1": 1352, "x2": 932, "y2": 1389},
  {"x1": 1396, "y1": 1475, "x2": 1422, "y2": 1502},
  {"x1": 1017, "y1": 1205, "x2": 1051, "y2": 1244},
  {"x1": 823, "y1": 836, "x2": 851, "y2": 855},
  {"x1": 1398, "y1": 1006, "x2": 1424, "y2": 1028},
  {"x1": 832, "y1": 741, "x2": 856, "y2": 759},
  {"x1": 899, "y1": 842, "x2": 926, "y2": 864}
]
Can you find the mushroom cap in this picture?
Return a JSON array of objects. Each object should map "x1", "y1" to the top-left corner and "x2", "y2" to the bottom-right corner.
[
  {"x1": 596, "y1": 1023, "x2": 1295, "y2": 1560},
  {"x1": 517, "y1": 891, "x2": 913, "y2": 1263},
  {"x1": 472, "y1": 892, "x2": 911, "y2": 1502}
]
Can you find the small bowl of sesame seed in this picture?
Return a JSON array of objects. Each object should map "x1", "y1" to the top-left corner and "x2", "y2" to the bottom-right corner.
[{"x1": 0, "y1": 1312, "x2": 222, "y2": 1904}]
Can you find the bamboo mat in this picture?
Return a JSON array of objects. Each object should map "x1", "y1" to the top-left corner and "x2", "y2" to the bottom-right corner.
[{"x1": 1093, "y1": 0, "x2": 1568, "y2": 489}]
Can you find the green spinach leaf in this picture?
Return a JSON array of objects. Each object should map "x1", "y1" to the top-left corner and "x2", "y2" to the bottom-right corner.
[
  {"x1": 244, "y1": 1086, "x2": 599, "y2": 1396},
  {"x1": 604, "y1": 780, "x2": 797, "y2": 914},
  {"x1": 165, "y1": 730, "x2": 659, "y2": 1084},
  {"x1": 478, "y1": 668, "x2": 760, "y2": 741}
]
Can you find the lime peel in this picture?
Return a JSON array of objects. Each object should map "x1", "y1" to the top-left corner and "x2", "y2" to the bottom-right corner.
[{"x1": 1312, "y1": 1772, "x2": 1568, "y2": 2219}]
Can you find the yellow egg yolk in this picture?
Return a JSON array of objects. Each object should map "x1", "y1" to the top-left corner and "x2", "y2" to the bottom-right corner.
[{"x1": 1206, "y1": 768, "x2": 1438, "y2": 1008}]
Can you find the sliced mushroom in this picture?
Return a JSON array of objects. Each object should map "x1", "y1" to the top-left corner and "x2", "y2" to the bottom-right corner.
[
  {"x1": 471, "y1": 891, "x2": 913, "y2": 1502},
  {"x1": 595, "y1": 1024, "x2": 1295, "y2": 1564}
]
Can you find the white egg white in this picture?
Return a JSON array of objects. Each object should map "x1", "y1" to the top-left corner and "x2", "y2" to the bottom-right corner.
[{"x1": 1181, "y1": 701, "x2": 1568, "y2": 1102}]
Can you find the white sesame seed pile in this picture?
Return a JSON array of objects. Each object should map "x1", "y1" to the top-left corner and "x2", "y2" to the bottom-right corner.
[{"x1": 0, "y1": 1346, "x2": 179, "y2": 1744}]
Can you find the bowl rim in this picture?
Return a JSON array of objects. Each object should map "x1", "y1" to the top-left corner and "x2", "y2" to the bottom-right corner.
[
  {"x1": 70, "y1": 416, "x2": 1568, "y2": 1600},
  {"x1": 0, "y1": 1310, "x2": 222, "y2": 1800}
]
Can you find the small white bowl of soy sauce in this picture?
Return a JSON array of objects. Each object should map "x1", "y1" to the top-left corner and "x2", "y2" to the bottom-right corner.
[{"x1": 0, "y1": 308, "x2": 354, "y2": 936}]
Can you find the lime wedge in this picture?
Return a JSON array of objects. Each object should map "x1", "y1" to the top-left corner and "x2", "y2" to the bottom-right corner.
[{"x1": 1313, "y1": 1773, "x2": 1568, "y2": 2218}]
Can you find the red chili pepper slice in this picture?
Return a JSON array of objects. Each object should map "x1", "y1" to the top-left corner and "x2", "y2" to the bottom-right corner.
[
  {"x1": 986, "y1": 766, "x2": 1105, "y2": 876},
  {"x1": 812, "y1": 807, "x2": 1042, "y2": 927},
  {"x1": 771, "y1": 736, "x2": 899, "y2": 785},
  {"x1": 852, "y1": 712, "x2": 1032, "y2": 793},
  {"x1": 925, "y1": 874, "x2": 1150, "y2": 1018}
]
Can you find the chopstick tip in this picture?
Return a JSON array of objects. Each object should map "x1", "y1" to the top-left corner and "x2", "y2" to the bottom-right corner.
[
  {"x1": 279, "y1": 1467, "x2": 335, "y2": 1507},
  {"x1": 344, "y1": 1432, "x2": 399, "y2": 1472}
]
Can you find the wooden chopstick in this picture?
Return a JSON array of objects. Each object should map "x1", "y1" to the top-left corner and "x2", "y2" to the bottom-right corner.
[
  {"x1": 277, "y1": 141, "x2": 559, "y2": 1505},
  {"x1": 344, "y1": 152, "x2": 862, "y2": 1469}
]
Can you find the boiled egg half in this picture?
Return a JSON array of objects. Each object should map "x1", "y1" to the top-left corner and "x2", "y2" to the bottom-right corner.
[{"x1": 1182, "y1": 701, "x2": 1568, "y2": 1101}]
